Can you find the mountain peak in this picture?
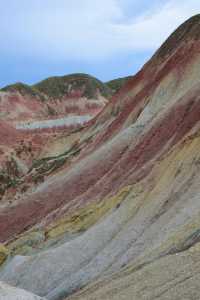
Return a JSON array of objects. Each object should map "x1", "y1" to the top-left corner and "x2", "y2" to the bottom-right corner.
[
  {"x1": 170, "y1": 14, "x2": 200, "y2": 40},
  {"x1": 154, "y1": 14, "x2": 200, "y2": 60}
]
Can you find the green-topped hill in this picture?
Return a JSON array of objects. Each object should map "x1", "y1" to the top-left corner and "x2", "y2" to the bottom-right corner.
[
  {"x1": 1, "y1": 73, "x2": 131, "y2": 100},
  {"x1": 106, "y1": 76, "x2": 132, "y2": 93},
  {"x1": 1, "y1": 82, "x2": 42, "y2": 99},
  {"x1": 33, "y1": 73, "x2": 112, "y2": 99}
]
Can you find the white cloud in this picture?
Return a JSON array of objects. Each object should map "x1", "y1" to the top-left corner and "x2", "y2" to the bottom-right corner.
[{"x1": 0, "y1": 0, "x2": 200, "y2": 61}]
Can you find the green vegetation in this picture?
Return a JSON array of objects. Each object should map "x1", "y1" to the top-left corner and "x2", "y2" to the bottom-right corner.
[
  {"x1": 1, "y1": 82, "x2": 44, "y2": 99},
  {"x1": 34, "y1": 73, "x2": 112, "y2": 99},
  {"x1": 106, "y1": 76, "x2": 132, "y2": 94},
  {"x1": 0, "y1": 74, "x2": 132, "y2": 100},
  {"x1": 0, "y1": 169, "x2": 20, "y2": 200},
  {"x1": 28, "y1": 143, "x2": 81, "y2": 185}
]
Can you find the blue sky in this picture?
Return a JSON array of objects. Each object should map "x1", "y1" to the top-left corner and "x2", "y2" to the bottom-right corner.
[{"x1": 0, "y1": 0, "x2": 200, "y2": 87}]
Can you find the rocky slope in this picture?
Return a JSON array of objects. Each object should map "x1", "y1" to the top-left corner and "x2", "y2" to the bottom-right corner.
[
  {"x1": 106, "y1": 76, "x2": 133, "y2": 94},
  {"x1": 1, "y1": 14, "x2": 200, "y2": 300},
  {"x1": 0, "y1": 73, "x2": 110, "y2": 124},
  {"x1": 0, "y1": 73, "x2": 125, "y2": 170},
  {"x1": 0, "y1": 74, "x2": 113, "y2": 201},
  {"x1": 0, "y1": 73, "x2": 130, "y2": 204}
]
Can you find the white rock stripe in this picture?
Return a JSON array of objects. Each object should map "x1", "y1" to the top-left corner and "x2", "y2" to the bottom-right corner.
[
  {"x1": 15, "y1": 115, "x2": 93, "y2": 130},
  {"x1": 0, "y1": 281, "x2": 46, "y2": 300}
]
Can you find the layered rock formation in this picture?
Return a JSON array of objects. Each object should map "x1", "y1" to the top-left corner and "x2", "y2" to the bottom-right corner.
[
  {"x1": 0, "y1": 74, "x2": 112, "y2": 202},
  {"x1": 1, "y1": 15, "x2": 200, "y2": 300},
  {"x1": 1, "y1": 74, "x2": 111, "y2": 121}
]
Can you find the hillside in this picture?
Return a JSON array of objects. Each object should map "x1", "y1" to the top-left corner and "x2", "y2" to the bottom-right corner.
[
  {"x1": 1, "y1": 73, "x2": 131, "y2": 100},
  {"x1": 0, "y1": 74, "x2": 113, "y2": 202},
  {"x1": 1, "y1": 82, "x2": 42, "y2": 99},
  {"x1": 106, "y1": 75, "x2": 132, "y2": 93},
  {"x1": 0, "y1": 73, "x2": 131, "y2": 203},
  {"x1": 1, "y1": 14, "x2": 200, "y2": 300},
  {"x1": 34, "y1": 73, "x2": 112, "y2": 99}
]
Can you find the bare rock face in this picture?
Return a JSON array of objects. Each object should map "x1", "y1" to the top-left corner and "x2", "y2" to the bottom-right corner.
[
  {"x1": 0, "y1": 281, "x2": 46, "y2": 300},
  {"x1": 1, "y1": 15, "x2": 200, "y2": 300}
]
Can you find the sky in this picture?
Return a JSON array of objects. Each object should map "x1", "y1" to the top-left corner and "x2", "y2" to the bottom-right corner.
[{"x1": 0, "y1": 0, "x2": 200, "y2": 87}]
